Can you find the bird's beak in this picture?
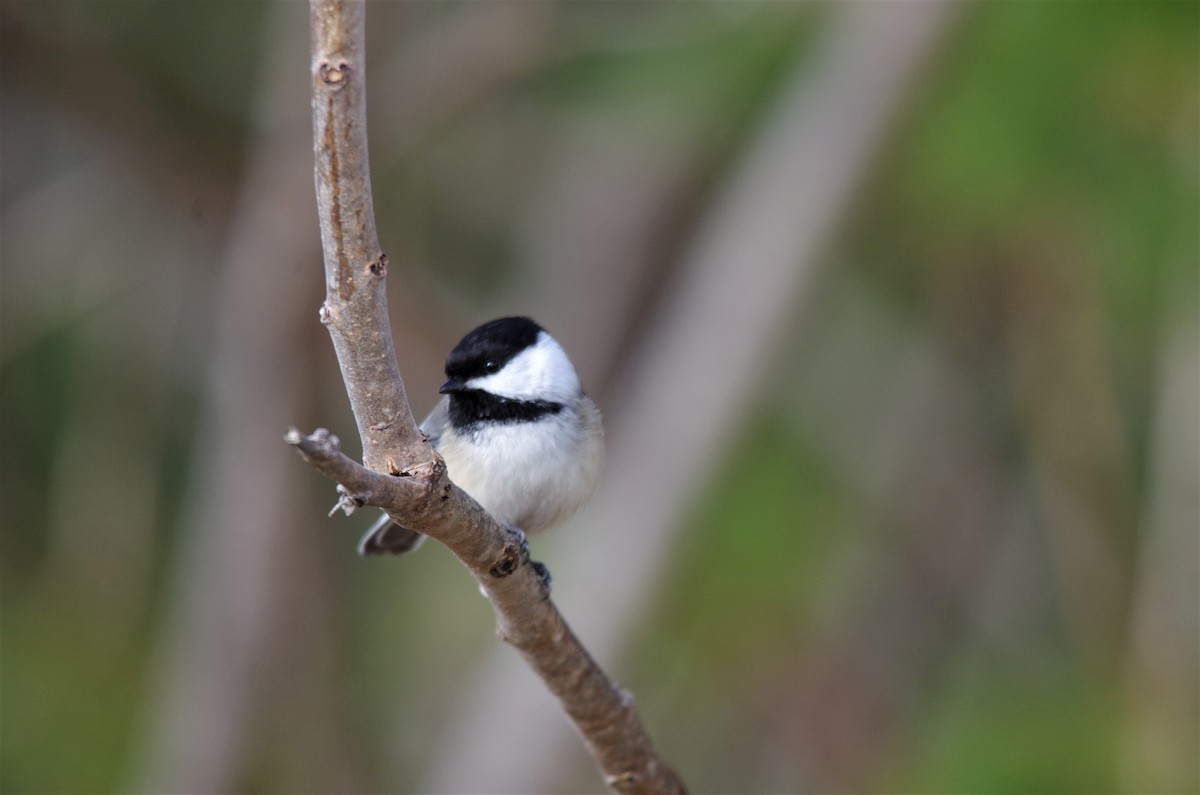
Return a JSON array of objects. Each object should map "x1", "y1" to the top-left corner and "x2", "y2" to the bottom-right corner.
[{"x1": 438, "y1": 378, "x2": 467, "y2": 395}]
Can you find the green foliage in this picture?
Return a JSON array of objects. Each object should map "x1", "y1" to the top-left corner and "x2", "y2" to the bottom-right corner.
[
  {"x1": 0, "y1": 325, "x2": 80, "y2": 585},
  {"x1": 530, "y1": 5, "x2": 810, "y2": 122},
  {"x1": 632, "y1": 413, "x2": 860, "y2": 789},
  {"x1": 903, "y1": 657, "x2": 1120, "y2": 794},
  {"x1": 1, "y1": 602, "x2": 145, "y2": 794},
  {"x1": 651, "y1": 414, "x2": 852, "y2": 672}
]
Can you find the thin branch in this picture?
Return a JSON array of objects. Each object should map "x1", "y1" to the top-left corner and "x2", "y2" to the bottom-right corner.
[
  {"x1": 302, "y1": 2, "x2": 686, "y2": 792},
  {"x1": 309, "y1": 0, "x2": 419, "y2": 475}
]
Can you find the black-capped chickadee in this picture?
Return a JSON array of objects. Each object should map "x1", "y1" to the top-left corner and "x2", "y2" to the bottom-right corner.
[{"x1": 359, "y1": 316, "x2": 604, "y2": 556}]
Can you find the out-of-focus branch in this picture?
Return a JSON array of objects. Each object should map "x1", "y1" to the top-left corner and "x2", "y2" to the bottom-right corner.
[
  {"x1": 303, "y1": 2, "x2": 685, "y2": 792},
  {"x1": 781, "y1": 283, "x2": 1042, "y2": 788},
  {"x1": 1002, "y1": 230, "x2": 1138, "y2": 680},
  {"x1": 373, "y1": 1, "x2": 552, "y2": 159},
  {"x1": 1120, "y1": 311, "x2": 1199, "y2": 792},
  {"x1": 130, "y1": 5, "x2": 340, "y2": 792}
]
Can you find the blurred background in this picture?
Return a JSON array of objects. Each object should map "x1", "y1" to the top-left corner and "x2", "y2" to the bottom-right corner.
[{"x1": 2, "y1": 1, "x2": 1197, "y2": 793}]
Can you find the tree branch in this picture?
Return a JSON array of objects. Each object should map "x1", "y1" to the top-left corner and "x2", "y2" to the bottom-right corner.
[
  {"x1": 301, "y1": 2, "x2": 686, "y2": 792},
  {"x1": 309, "y1": 0, "x2": 419, "y2": 476}
]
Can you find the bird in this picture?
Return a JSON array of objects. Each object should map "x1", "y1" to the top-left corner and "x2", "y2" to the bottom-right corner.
[{"x1": 359, "y1": 316, "x2": 604, "y2": 557}]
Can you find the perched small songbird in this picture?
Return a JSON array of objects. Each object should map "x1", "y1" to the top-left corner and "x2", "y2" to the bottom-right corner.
[{"x1": 359, "y1": 316, "x2": 604, "y2": 556}]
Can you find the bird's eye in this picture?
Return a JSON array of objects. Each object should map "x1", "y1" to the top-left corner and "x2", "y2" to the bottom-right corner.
[{"x1": 484, "y1": 359, "x2": 499, "y2": 374}]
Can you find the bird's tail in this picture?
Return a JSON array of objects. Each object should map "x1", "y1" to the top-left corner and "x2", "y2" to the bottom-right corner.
[{"x1": 358, "y1": 512, "x2": 426, "y2": 556}]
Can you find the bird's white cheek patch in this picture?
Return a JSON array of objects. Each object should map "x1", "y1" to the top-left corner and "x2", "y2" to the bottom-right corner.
[{"x1": 467, "y1": 333, "x2": 580, "y2": 404}]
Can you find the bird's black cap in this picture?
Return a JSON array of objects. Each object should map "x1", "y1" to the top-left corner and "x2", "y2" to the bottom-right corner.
[{"x1": 444, "y1": 316, "x2": 544, "y2": 382}]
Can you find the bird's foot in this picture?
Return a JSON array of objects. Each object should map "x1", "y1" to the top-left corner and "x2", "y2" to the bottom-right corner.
[{"x1": 530, "y1": 560, "x2": 552, "y2": 599}]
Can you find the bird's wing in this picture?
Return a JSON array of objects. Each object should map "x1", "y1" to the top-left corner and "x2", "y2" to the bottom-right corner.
[{"x1": 420, "y1": 395, "x2": 452, "y2": 449}]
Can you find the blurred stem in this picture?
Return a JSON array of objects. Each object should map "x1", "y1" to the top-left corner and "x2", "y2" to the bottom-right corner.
[
  {"x1": 1002, "y1": 228, "x2": 1139, "y2": 682},
  {"x1": 1119, "y1": 311, "x2": 1199, "y2": 792},
  {"x1": 130, "y1": 4, "x2": 335, "y2": 791}
]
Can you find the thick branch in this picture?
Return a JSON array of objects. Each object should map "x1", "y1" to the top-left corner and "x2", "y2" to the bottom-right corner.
[{"x1": 303, "y1": 2, "x2": 685, "y2": 792}]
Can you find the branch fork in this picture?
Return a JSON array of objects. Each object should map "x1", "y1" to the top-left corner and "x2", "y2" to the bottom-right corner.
[{"x1": 297, "y1": 2, "x2": 686, "y2": 792}]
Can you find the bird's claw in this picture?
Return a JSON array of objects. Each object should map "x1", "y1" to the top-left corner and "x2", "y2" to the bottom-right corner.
[{"x1": 530, "y1": 560, "x2": 552, "y2": 599}]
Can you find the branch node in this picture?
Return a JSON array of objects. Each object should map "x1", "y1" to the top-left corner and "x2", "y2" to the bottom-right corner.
[
  {"x1": 317, "y1": 60, "x2": 352, "y2": 87},
  {"x1": 329, "y1": 483, "x2": 364, "y2": 517},
  {"x1": 488, "y1": 526, "x2": 530, "y2": 578},
  {"x1": 413, "y1": 457, "x2": 445, "y2": 479},
  {"x1": 367, "y1": 252, "x2": 388, "y2": 277},
  {"x1": 284, "y1": 426, "x2": 340, "y2": 455},
  {"x1": 604, "y1": 771, "x2": 640, "y2": 792},
  {"x1": 310, "y1": 427, "x2": 341, "y2": 454}
]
